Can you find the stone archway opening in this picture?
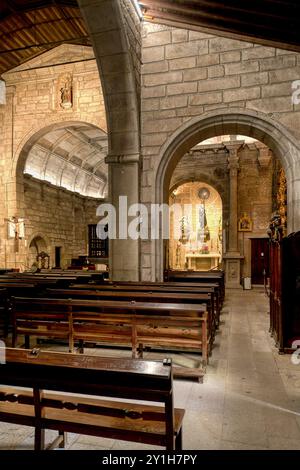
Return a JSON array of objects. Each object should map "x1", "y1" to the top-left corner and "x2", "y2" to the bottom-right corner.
[
  {"x1": 15, "y1": 121, "x2": 108, "y2": 212},
  {"x1": 27, "y1": 235, "x2": 48, "y2": 270},
  {"x1": 9, "y1": 120, "x2": 108, "y2": 272},
  {"x1": 153, "y1": 109, "x2": 299, "y2": 281},
  {"x1": 168, "y1": 181, "x2": 223, "y2": 271}
]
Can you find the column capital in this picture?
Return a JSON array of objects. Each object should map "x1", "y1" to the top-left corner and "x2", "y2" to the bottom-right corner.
[
  {"x1": 105, "y1": 153, "x2": 140, "y2": 164},
  {"x1": 227, "y1": 155, "x2": 240, "y2": 174},
  {"x1": 226, "y1": 144, "x2": 240, "y2": 173}
]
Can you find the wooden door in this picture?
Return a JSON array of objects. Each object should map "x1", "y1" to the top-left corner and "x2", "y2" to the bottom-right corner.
[{"x1": 251, "y1": 238, "x2": 269, "y2": 285}]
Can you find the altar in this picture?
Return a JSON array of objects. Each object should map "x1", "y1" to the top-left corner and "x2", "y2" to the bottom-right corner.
[{"x1": 185, "y1": 252, "x2": 221, "y2": 271}]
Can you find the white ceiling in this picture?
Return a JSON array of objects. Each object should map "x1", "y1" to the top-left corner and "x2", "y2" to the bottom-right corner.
[{"x1": 24, "y1": 124, "x2": 108, "y2": 198}]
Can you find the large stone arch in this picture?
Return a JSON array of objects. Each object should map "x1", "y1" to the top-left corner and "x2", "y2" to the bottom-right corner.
[
  {"x1": 153, "y1": 108, "x2": 300, "y2": 280},
  {"x1": 78, "y1": 1, "x2": 141, "y2": 280},
  {"x1": 13, "y1": 119, "x2": 105, "y2": 178},
  {"x1": 11, "y1": 119, "x2": 106, "y2": 217},
  {"x1": 78, "y1": 0, "x2": 140, "y2": 158}
]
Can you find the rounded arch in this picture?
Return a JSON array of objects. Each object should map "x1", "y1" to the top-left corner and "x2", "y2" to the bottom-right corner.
[
  {"x1": 12, "y1": 119, "x2": 108, "y2": 217},
  {"x1": 154, "y1": 108, "x2": 300, "y2": 280},
  {"x1": 27, "y1": 233, "x2": 50, "y2": 270},
  {"x1": 170, "y1": 175, "x2": 226, "y2": 208},
  {"x1": 78, "y1": 0, "x2": 140, "y2": 157},
  {"x1": 27, "y1": 232, "x2": 51, "y2": 251},
  {"x1": 13, "y1": 119, "x2": 106, "y2": 179}
]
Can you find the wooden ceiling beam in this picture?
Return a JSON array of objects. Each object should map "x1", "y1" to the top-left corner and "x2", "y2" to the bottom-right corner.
[
  {"x1": 0, "y1": 15, "x2": 85, "y2": 39},
  {"x1": 140, "y1": 0, "x2": 298, "y2": 22},
  {"x1": 52, "y1": 0, "x2": 87, "y2": 40},
  {"x1": 143, "y1": 9, "x2": 300, "y2": 52},
  {"x1": 142, "y1": 7, "x2": 298, "y2": 39},
  {"x1": 0, "y1": 1, "x2": 78, "y2": 21},
  {"x1": 0, "y1": 35, "x2": 90, "y2": 54}
]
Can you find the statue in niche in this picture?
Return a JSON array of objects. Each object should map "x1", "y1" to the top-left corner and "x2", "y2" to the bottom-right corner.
[
  {"x1": 58, "y1": 73, "x2": 72, "y2": 109},
  {"x1": 197, "y1": 187, "x2": 210, "y2": 247}
]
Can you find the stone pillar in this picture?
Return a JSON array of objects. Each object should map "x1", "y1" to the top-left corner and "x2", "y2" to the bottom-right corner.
[
  {"x1": 223, "y1": 146, "x2": 243, "y2": 288},
  {"x1": 227, "y1": 147, "x2": 239, "y2": 253},
  {"x1": 106, "y1": 155, "x2": 140, "y2": 281}
]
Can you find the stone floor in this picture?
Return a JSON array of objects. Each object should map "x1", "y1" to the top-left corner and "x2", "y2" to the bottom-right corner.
[{"x1": 1, "y1": 287, "x2": 300, "y2": 450}]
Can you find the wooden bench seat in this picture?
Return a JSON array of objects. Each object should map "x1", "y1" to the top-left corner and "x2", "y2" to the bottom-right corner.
[
  {"x1": 11, "y1": 297, "x2": 209, "y2": 378},
  {"x1": 69, "y1": 281, "x2": 222, "y2": 325},
  {"x1": 164, "y1": 269, "x2": 225, "y2": 303},
  {"x1": 0, "y1": 348, "x2": 184, "y2": 450}
]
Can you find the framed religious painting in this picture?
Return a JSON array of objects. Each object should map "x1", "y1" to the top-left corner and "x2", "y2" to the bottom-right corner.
[{"x1": 238, "y1": 212, "x2": 253, "y2": 232}]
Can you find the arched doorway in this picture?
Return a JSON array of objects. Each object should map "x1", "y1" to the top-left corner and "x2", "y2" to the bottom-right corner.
[
  {"x1": 153, "y1": 109, "x2": 300, "y2": 280},
  {"x1": 10, "y1": 121, "x2": 108, "y2": 271},
  {"x1": 27, "y1": 235, "x2": 49, "y2": 270},
  {"x1": 168, "y1": 181, "x2": 223, "y2": 271}
]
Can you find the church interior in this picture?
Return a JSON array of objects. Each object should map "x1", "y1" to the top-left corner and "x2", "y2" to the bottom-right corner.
[{"x1": 0, "y1": 0, "x2": 300, "y2": 451}]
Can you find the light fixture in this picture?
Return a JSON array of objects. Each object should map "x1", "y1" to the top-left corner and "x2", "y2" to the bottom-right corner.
[
  {"x1": 131, "y1": 0, "x2": 143, "y2": 20},
  {"x1": 0, "y1": 79, "x2": 6, "y2": 105}
]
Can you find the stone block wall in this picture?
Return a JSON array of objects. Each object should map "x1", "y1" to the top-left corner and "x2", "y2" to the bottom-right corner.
[
  {"x1": 0, "y1": 44, "x2": 107, "y2": 269},
  {"x1": 141, "y1": 23, "x2": 300, "y2": 147},
  {"x1": 22, "y1": 175, "x2": 101, "y2": 270},
  {"x1": 140, "y1": 22, "x2": 300, "y2": 279}
]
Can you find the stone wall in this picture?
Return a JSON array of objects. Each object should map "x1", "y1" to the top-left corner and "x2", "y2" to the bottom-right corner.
[
  {"x1": 0, "y1": 44, "x2": 107, "y2": 269},
  {"x1": 22, "y1": 175, "x2": 101, "y2": 270},
  {"x1": 141, "y1": 23, "x2": 300, "y2": 145},
  {"x1": 140, "y1": 22, "x2": 300, "y2": 280}
]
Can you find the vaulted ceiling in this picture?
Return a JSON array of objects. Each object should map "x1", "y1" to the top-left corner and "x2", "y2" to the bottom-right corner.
[{"x1": 24, "y1": 124, "x2": 108, "y2": 198}]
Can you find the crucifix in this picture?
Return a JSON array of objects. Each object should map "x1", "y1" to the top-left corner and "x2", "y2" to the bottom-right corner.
[{"x1": 6, "y1": 217, "x2": 25, "y2": 252}]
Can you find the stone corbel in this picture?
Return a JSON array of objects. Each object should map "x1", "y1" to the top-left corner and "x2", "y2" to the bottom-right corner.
[{"x1": 256, "y1": 143, "x2": 272, "y2": 168}]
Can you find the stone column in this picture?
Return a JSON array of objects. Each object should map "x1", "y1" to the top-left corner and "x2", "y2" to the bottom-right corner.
[
  {"x1": 227, "y1": 147, "x2": 239, "y2": 253},
  {"x1": 106, "y1": 155, "x2": 140, "y2": 281},
  {"x1": 223, "y1": 146, "x2": 243, "y2": 288}
]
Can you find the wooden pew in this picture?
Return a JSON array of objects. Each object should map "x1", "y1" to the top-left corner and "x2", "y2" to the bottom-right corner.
[
  {"x1": 11, "y1": 297, "x2": 209, "y2": 378},
  {"x1": 46, "y1": 287, "x2": 216, "y2": 338},
  {"x1": 0, "y1": 348, "x2": 184, "y2": 450},
  {"x1": 164, "y1": 269, "x2": 225, "y2": 303},
  {"x1": 0, "y1": 289, "x2": 8, "y2": 338},
  {"x1": 72, "y1": 281, "x2": 222, "y2": 325}
]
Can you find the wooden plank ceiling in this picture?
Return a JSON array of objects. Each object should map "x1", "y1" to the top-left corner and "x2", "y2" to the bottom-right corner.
[
  {"x1": 0, "y1": 0, "x2": 299, "y2": 78},
  {"x1": 139, "y1": 0, "x2": 300, "y2": 53},
  {"x1": 0, "y1": 0, "x2": 90, "y2": 77}
]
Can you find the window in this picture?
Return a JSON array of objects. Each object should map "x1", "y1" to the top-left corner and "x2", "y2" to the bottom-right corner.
[{"x1": 88, "y1": 224, "x2": 108, "y2": 258}]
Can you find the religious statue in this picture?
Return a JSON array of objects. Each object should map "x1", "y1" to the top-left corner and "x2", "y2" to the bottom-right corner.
[
  {"x1": 197, "y1": 186, "x2": 210, "y2": 244},
  {"x1": 175, "y1": 241, "x2": 182, "y2": 268},
  {"x1": 197, "y1": 204, "x2": 210, "y2": 243},
  {"x1": 58, "y1": 73, "x2": 73, "y2": 109}
]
